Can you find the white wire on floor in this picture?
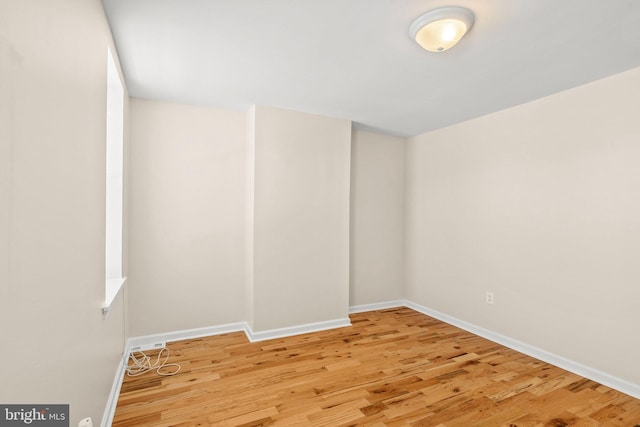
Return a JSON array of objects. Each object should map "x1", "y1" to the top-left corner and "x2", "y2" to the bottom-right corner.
[{"x1": 126, "y1": 348, "x2": 181, "y2": 377}]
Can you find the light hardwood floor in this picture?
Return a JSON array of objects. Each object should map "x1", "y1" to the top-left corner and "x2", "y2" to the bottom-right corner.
[{"x1": 113, "y1": 308, "x2": 640, "y2": 426}]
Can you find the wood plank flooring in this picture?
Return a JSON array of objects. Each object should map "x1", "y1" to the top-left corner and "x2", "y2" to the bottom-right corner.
[{"x1": 113, "y1": 308, "x2": 640, "y2": 426}]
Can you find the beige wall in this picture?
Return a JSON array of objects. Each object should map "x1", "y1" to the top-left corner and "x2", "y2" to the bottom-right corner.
[
  {"x1": 128, "y1": 99, "x2": 246, "y2": 336},
  {"x1": 250, "y1": 106, "x2": 352, "y2": 331},
  {"x1": 406, "y1": 66, "x2": 640, "y2": 385},
  {"x1": 350, "y1": 130, "x2": 405, "y2": 306},
  {"x1": 0, "y1": 0, "x2": 128, "y2": 424}
]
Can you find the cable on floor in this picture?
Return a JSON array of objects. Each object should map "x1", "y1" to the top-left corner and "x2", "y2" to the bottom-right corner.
[{"x1": 126, "y1": 348, "x2": 181, "y2": 377}]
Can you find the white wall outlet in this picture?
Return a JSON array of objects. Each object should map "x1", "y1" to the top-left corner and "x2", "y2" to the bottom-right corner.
[
  {"x1": 486, "y1": 291, "x2": 494, "y2": 305},
  {"x1": 78, "y1": 417, "x2": 93, "y2": 427}
]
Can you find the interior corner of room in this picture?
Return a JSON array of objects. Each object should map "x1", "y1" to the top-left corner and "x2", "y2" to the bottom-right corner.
[{"x1": 2, "y1": 0, "x2": 640, "y2": 426}]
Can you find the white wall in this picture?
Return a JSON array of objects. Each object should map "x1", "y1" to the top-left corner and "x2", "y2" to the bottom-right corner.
[
  {"x1": 406, "y1": 66, "x2": 640, "y2": 385},
  {"x1": 249, "y1": 106, "x2": 352, "y2": 331},
  {"x1": 0, "y1": 0, "x2": 128, "y2": 423},
  {"x1": 128, "y1": 99, "x2": 246, "y2": 336},
  {"x1": 350, "y1": 130, "x2": 405, "y2": 306}
]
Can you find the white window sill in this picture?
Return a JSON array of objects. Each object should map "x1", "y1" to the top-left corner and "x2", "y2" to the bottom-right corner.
[{"x1": 103, "y1": 277, "x2": 127, "y2": 315}]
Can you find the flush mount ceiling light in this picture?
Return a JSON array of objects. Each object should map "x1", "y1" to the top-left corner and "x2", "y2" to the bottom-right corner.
[{"x1": 409, "y1": 6, "x2": 474, "y2": 52}]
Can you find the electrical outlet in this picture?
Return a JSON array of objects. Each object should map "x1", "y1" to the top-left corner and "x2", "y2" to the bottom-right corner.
[{"x1": 486, "y1": 291, "x2": 494, "y2": 305}]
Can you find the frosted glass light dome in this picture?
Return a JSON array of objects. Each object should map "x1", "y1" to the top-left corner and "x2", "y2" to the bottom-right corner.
[{"x1": 409, "y1": 7, "x2": 474, "y2": 52}]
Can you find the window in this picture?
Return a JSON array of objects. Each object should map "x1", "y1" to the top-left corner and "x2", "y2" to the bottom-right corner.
[{"x1": 104, "y1": 48, "x2": 125, "y2": 314}]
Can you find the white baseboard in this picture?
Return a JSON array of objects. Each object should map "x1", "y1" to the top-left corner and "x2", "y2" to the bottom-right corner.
[
  {"x1": 125, "y1": 318, "x2": 355, "y2": 347},
  {"x1": 101, "y1": 345, "x2": 130, "y2": 427},
  {"x1": 244, "y1": 317, "x2": 352, "y2": 342},
  {"x1": 127, "y1": 322, "x2": 247, "y2": 352},
  {"x1": 349, "y1": 300, "x2": 405, "y2": 314},
  {"x1": 404, "y1": 300, "x2": 640, "y2": 400}
]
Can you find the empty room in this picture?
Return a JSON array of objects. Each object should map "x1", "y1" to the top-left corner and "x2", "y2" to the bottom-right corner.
[{"x1": 1, "y1": 0, "x2": 640, "y2": 426}]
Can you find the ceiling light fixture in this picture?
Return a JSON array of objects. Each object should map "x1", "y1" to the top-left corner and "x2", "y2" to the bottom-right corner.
[{"x1": 409, "y1": 6, "x2": 474, "y2": 52}]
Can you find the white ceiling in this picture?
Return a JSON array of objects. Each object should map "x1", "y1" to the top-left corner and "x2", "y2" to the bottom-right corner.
[{"x1": 102, "y1": 0, "x2": 640, "y2": 137}]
